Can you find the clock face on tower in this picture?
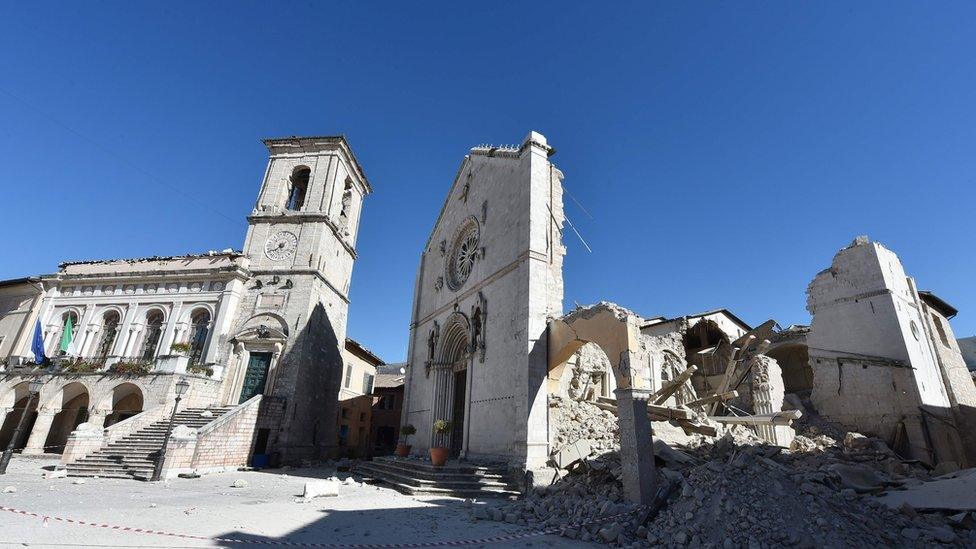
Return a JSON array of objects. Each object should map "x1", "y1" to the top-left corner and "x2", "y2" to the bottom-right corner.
[{"x1": 264, "y1": 230, "x2": 298, "y2": 261}]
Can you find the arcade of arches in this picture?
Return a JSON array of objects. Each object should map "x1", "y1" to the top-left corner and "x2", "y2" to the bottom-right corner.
[{"x1": 0, "y1": 380, "x2": 144, "y2": 455}]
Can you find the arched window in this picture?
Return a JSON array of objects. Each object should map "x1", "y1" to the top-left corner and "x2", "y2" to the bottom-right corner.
[
  {"x1": 52, "y1": 311, "x2": 79, "y2": 356},
  {"x1": 95, "y1": 311, "x2": 121, "y2": 360},
  {"x1": 339, "y1": 179, "x2": 353, "y2": 223},
  {"x1": 188, "y1": 309, "x2": 211, "y2": 364},
  {"x1": 139, "y1": 310, "x2": 165, "y2": 361},
  {"x1": 286, "y1": 167, "x2": 310, "y2": 211}
]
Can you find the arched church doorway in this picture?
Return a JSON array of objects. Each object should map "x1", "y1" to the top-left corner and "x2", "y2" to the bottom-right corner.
[{"x1": 436, "y1": 313, "x2": 471, "y2": 458}]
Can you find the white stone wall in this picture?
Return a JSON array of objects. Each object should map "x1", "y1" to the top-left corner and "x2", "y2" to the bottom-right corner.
[
  {"x1": 32, "y1": 254, "x2": 248, "y2": 368},
  {"x1": 806, "y1": 238, "x2": 960, "y2": 464}
]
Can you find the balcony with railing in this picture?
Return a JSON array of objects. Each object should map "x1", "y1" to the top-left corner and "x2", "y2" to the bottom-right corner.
[{"x1": 1, "y1": 353, "x2": 225, "y2": 380}]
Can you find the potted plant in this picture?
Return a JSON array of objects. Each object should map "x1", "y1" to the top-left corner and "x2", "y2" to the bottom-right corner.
[
  {"x1": 429, "y1": 419, "x2": 451, "y2": 466},
  {"x1": 169, "y1": 342, "x2": 192, "y2": 356},
  {"x1": 396, "y1": 424, "x2": 416, "y2": 457}
]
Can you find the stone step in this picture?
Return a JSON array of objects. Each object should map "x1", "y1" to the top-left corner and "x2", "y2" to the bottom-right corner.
[
  {"x1": 88, "y1": 451, "x2": 156, "y2": 460},
  {"x1": 371, "y1": 456, "x2": 512, "y2": 477},
  {"x1": 74, "y1": 457, "x2": 155, "y2": 467},
  {"x1": 358, "y1": 472, "x2": 519, "y2": 499},
  {"x1": 63, "y1": 406, "x2": 236, "y2": 480},
  {"x1": 359, "y1": 459, "x2": 514, "y2": 484},
  {"x1": 355, "y1": 462, "x2": 519, "y2": 491},
  {"x1": 67, "y1": 464, "x2": 153, "y2": 475},
  {"x1": 66, "y1": 467, "x2": 151, "y2": 479}
]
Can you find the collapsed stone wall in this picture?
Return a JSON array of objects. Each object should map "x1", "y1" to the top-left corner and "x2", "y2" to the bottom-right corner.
[{"x1": 482, "y1": 401, "x2": 972, "y2": 547}]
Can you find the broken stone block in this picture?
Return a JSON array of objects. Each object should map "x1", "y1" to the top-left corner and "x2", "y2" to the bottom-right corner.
[
  {"x1": 302, "y1": 479, "x2": 340, "y2": 498},
  {"x1": 790, "y1": 435, "x2": 817, "y2": 453},
  {"x1": 654, "y1": 439, "x2": 695, "y2": 466},
  {"x1": 598, "y1": 522, "x2": 622, "y2": 543},
  {"x1": 930, "y1": 526, "x2": 956, "y2": 544},
  {"x1": 72, "y1": 478, "x2": 86, "y2": 485},
  {"x1": 552, "y1": 439, "x2": 592, "y2": 470},
  {"x1": 932, "y1": 461, "x2": 960, "y2": 477},
  {"x1": 827, "y1": 463, "x2": 888, "y2": 494},
  {"x1": 45, "y1": 469, "x2": 67, "y2": 479},
  {"x1": 843, "y1": 432, "x2": 871, "y2": 451},
  {"x1": 2, "y1": 486, "x2": 16, "y2": 493},
  {"x1": 231, "y1": 479, "x2": 248, "y2": 488}
]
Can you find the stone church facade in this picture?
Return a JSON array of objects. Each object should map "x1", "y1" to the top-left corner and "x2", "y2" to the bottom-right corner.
[
  {"x1": 0, "y1": 135, "x2": 370, "y2": 468},
  {"x1": 401, "y1": 131, "x2": 565, "y2": 472}
]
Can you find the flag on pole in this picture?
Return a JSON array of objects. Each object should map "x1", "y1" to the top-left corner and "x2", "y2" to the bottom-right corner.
[
  {"x1": 31, "y1": 318, "x2": 46, "y2": 364},
  {"x1": 59, "y1": 315, "x2": 74, "y2": 355}
]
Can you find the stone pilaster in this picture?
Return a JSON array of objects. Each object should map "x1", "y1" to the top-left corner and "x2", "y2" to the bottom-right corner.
[{"x1": 615, "y1": 388, "x2": 657, "y2": 504}]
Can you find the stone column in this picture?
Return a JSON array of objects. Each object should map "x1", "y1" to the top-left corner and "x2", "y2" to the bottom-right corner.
[
  {"x1": 614, "y1": 388, "x2": 657, "y2": 504},
  {"x1": 123, "y1": 326, "x2": 143, "y2": 358},
  {"x1": 22, "y1": 409, "x2": 57, "y2": 455},
  {"x1": 750, "y1": 355, "x2": 794, "y2": 447},
  {"x1": 87, "y1": 408, "x2": 109, "y2": 429}
]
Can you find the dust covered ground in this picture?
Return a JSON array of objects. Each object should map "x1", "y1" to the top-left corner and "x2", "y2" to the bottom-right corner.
[{"x1": 0, "y1": 457, "x2": 590, "y2": 548}]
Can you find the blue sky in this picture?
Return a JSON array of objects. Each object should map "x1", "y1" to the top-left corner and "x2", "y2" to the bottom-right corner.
[{"x1": 2, "y1": 2, "x2": 974, "y2": 361}]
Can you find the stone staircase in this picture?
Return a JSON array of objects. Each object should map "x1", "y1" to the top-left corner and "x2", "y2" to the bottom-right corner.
[
  {"x1": 354, "y1": 456, "x2": 521, "y2": 498},
  {"x1": 65, "y1": 406, "x2": 235, "y2": 480}
]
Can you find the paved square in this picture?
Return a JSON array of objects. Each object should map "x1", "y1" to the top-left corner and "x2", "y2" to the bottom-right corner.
[{"x1": 0, "y1": 458, "x2": 588, "y2": 548}]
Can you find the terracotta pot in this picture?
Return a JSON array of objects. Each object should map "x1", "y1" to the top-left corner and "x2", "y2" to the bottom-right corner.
[
  {"x1": 429, "y1": 447, "x2": 449, "y2": 466},
  {"x1": 395, "y1": 444, "x2": 411, "y2": 457}
]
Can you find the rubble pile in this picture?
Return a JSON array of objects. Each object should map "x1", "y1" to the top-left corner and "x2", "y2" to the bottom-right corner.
[
  {"x1": 549, "y1": 395, "x2": 620, "y2": 455},
  {"x1": 477, "y1": 420, "x2": 974, "y2": 547}
]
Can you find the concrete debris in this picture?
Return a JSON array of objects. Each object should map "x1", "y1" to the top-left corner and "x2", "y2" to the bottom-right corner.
[
  {"x1": 553, "y1": 439, "x2": 593, "y2": 470},
  {"x1": 2, "y1": 486, "x2": 16, "y2": 493},
  {"x1": 878, "y1": 468, "x2": 976, "y2": 512},
  {"x1": 45, "y1": 469, "x2": 68, "y2": 479},
  {"x1": 71, "y1": 478, "x2": 86, "y2": 485},
  {"x1": 302, "y1": 479, "x2": 341, "y2": 499},
  {"x1": 231, "y1": 479, "x2": 248, "y2": 488}
]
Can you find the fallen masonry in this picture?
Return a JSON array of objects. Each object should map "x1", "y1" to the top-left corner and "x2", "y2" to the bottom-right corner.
[{"x1": 474, "y1": 399, "x2": 976, "y2": 547}]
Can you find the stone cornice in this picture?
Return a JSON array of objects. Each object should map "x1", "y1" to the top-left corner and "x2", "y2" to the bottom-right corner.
[{"x1": 52, "y1": 265, "x2": 251, "y2": 285}]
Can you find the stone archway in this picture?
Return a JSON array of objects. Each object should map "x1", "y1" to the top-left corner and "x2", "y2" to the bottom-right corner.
[
  {"x1": 43, "y1": 382, "x2": 90, "y2": 454},
  {"x1": 548, "y1": 303, "x2": 656, "y2": 504},
  {"x1": 0, "y1": 382, "x2": 39, "y2": 452},
  {"x1": 103, "y1": 383, "x2": 144, "y2": 427},
  {"x1": 766, "y1": 343, "x2": 812, "y2": 394},
  {"x1": 431, "y1": 312, "x2": 471, "y2": 457}
]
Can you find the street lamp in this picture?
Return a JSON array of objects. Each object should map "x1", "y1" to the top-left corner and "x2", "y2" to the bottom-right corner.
[
  {"x1": 150, "y1": 377, "x2": 190, "y2": 481},
  {"x1": 0, "y1": 378, "x2": 44, "y2": 475}
]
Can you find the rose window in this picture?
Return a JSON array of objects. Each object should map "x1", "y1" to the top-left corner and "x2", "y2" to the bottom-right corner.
[{"x1": 446, "y1": 218, "x2": 480, "y2": 291}]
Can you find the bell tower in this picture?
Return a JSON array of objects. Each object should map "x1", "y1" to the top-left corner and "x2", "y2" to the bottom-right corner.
[{"x1": 230, "y1": 135, "x2": 372, "y2": 462}]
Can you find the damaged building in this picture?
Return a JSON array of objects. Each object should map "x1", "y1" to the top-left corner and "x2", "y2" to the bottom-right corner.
[
  {"x1": 0, "y1": 135, "x2": 372, "y2": 477},
  {"x1": 362, "y1": 130, "x2": 976, "y2": 533}
]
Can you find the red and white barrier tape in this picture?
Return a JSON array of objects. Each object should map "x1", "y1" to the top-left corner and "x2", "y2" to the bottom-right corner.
[{"x1": 0, "y1": 504, "x2": 641, "y2": 547}]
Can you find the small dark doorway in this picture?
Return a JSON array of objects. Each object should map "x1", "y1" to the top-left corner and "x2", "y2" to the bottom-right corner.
[
  {"x1": 240, "y1": 352, "x2": 272, "y2": 403},
  {"x1": 450, "y1": 370, "x2": 466, "y2": 457}
]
